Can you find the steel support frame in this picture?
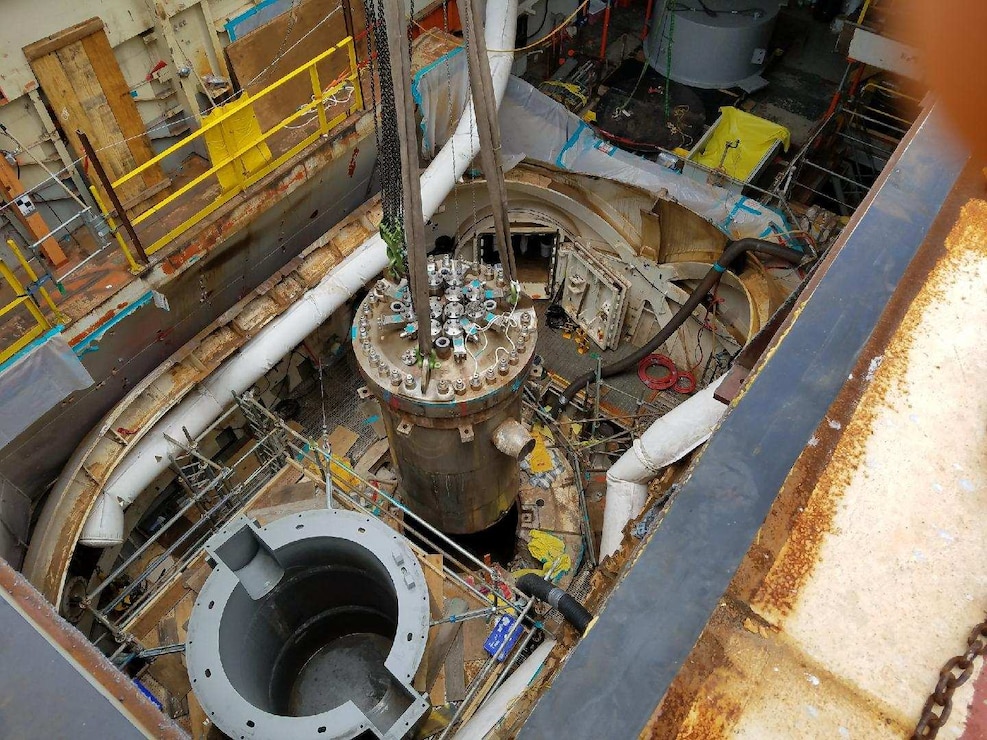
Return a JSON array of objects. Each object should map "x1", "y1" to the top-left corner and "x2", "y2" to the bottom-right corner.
[{"x1": 520, "y1": 105, "x2": 968, "y2": 738}]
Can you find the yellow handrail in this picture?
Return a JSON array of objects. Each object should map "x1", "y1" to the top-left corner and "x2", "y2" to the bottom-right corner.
[
  {"x1": 5, "y1": 239, "x2": 68, "y2": 325},
  {"x1": 0, "y1": 257, "x2": 53, "y2": 366},
  {"x1": 102, "y1": 35, "x2": 363, "y2": 256}
]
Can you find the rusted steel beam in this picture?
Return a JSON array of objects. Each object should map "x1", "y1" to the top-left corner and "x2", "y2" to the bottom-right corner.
[{"x1": 77, "y1": 129, "x2": 149, "y2": 265}]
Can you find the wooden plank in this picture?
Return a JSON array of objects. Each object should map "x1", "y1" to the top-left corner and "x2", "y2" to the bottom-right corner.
[
  {"x1": 225, "y1": 0, "x2": 350, "y2": 132},
  {"x1": 186, "y1": 690, "x2": 211, "y2": 740},
  {"x1": 149, "y1": 613, "x2": 192, "y2": 698},
  {"x1": 30, "y1": 54, "x2": 118, "y2": 214},
  {"x1": 80, "y1": 31, "x2": 166, "y2": 191},
  {"x1": 327, "y1": 425, "x2": 359, "y2": 458},
  {"x1": 414, "y1": 553, "x2": 446, "y2": 694},
  {"x1": 55, "y1": 41, "x2": 137, "y2": 189},
  {"x1": 23, "y1": 17, "x2": 103, "y2": 61},
  {"x1": 444, "y1": 611, "x2": 466, "y2": 702},
  {"x1": 0, "y1": 155, "x2": 68, "y2": 266}
]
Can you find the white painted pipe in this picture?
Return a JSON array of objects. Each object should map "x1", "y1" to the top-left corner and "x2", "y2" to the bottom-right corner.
[
  {"x1": 79, "y1": 1, "x2": 521, "y2": 547},
  {"x1": 598, "y1": 375, "x2": 728, "y2": 560},
  {"x1": 455, "y1": 638, "x2": 556, "y2": 740}
]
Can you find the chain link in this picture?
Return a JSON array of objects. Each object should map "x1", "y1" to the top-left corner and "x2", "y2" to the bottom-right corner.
[
  {"x1": 362, "y1": 0, "x2": 407, "y2": 278},
  {"x1": 913, "y1": 616, "x2": 987, "y2": 739}
]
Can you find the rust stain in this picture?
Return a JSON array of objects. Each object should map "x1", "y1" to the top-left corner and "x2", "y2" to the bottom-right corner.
[
  {"x1": 959, "y1": 662, "x2": 987, "y2": 739},
  {"x1": 643, "y1": 607, "x2": 744, "y2": 740},
  {"x1": 68, "y1": 308, "x2": 116, "y2": 346},
  {"x1": 751, "y1": 198, "x2": 987, "y2": 621}
]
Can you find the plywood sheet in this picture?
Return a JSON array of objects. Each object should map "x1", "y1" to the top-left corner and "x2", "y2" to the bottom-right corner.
[
  {"x1": 26, "y1": 21, "x2": 165, "y2": 214},
  {"x1": 80, "y1": 31, "x2": 164, "y2": 192},
  {"x1": 225, "y1": 0, "x2": 351, "y2": 132}
]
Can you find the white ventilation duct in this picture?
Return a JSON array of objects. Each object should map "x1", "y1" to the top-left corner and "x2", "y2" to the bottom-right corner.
[
  {"x1": 79, "y1": 0, "x2": 521, "y2": 547},
  {"x1": 599, "y1": 375, "x2": 728, "y2": 560}
]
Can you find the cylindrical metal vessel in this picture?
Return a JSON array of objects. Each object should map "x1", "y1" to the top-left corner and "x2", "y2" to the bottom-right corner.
[
  {"x1": 185, "y1": 508, "x2": 430, "y2": 740},
  {"x1": 644, "y1": 1, "x2": 780, "y2": 89},
  {"x1": 353, "y1": 256, "x2": 536, "y2": 534}
]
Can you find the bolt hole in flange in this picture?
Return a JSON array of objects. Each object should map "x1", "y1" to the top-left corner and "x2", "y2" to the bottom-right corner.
[{"x1": 187, "y1": 510, "x2": 430, "y2": 738}]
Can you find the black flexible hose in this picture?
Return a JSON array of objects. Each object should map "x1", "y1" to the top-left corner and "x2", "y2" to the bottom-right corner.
[
  {"x1": 554, "y1": 238, "x2": 804, "y2": 415},
  {"x1": 517, "y1": 574, "x2": 594, "y2": 634}
]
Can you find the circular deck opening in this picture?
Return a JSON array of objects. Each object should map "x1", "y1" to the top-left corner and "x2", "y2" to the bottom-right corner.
[
  {"x1": 444, "y1": 501, "x2": 520, "y2": 566},
  {"x1": 217, "y1": 537, "x2": 398, "y2": 717}
]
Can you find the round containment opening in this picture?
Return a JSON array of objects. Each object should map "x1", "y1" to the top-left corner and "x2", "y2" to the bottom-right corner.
[
  {"x1": 187, "y1": 510, "x2": 430, "y2": 739},
  {"x1": 217, "y1": 536, "x2": 399, "y2": 717}
]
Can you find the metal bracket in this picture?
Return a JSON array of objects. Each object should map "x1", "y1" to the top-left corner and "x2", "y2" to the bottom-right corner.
[
  {"x1": 397, "y1": 420, "x2": 414, "y2": 436},
  {"x1": 458, "y1": 424, "x2": 474, "y2": 443}
]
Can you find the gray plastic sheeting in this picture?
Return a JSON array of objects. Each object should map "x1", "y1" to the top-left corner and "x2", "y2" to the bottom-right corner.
[
  {"x1": 0, "y1": 333, "x2": 92, "y2": 449},
  {"x1": 413, "y1": 54, "x2": 794, "y2": 241}
]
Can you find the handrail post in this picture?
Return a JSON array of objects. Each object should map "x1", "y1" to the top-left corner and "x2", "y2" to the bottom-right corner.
[
  {"x1": 88, "y1": 187, "x2": 142, "y2": 274},
  {"x1": 6, "y1": 238, "x2": 68, "y2": 324},
  {"x1": 76, "y1": 130, "x2": 149, "y2": 265},
  {"x1": 0, "y1": 258, "x2": 50, "y2": 332},
  {"x1": 310, "y1": 65, "x2": 328, "y2": 133},
  {"x1": 346, "y1": 37, "x2": 364, "y2": 113}
]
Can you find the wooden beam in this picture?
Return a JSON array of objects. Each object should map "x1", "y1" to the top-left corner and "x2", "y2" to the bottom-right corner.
[
  {"x1": 80, "y1": 31, "x2": 167, "y2": 191},
  {"x1": 23, "y1": 17, "x2": 104, "y2": 61},
  {"x1": 0, "y1": 155, "x2": 68, "y2": 267}
]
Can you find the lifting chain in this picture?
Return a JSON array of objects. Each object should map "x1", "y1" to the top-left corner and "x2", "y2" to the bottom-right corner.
[
  {"x1": 362, "y1": 0, "x2": 408, "y2": 276},
  {"x1": 913, "y1": 615, "x2": 987, "y2": 739}
]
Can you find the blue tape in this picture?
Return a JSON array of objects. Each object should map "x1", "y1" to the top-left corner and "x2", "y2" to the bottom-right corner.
[
  {"x1": 225, "y1": 0, "x2": 285, "y2": 40},
  {"x1": 411, "y1": 47, "x2": 465, "y2": 154},
  {"x1": 556, "y1": 121, "x2": 589, "y2": 168},
  {"x1": 73, "y1": 291, "x2": 154, "y2": 356},
  {"x1": 712, "y1": 263, "x2": 726, "y2": 273},
  {"x1": 0, "y1": 326, "x2": 64, "y2": 375},
  {"x1": 133, "y1": 680, "x2": 163, "y2": 710}
]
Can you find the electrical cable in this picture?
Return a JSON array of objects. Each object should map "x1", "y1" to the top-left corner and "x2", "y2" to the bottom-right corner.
[
  {"x1": 528, "y1": 0, "x2": 552, "y2": 41},
  {"x1": 487, "y1": 0, "x2": 590, "y2": 53},
  {"x1": 553, "y1": 238, "x2": 804, "y2": 415}
]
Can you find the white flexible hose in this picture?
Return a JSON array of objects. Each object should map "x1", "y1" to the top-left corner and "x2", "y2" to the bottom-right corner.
[
  {"x1": 599, "y1": 375, "x2": 728, "y2": 559},
  {"x1": 80, "y1": 1, "x2": 521, "y2": 545}
]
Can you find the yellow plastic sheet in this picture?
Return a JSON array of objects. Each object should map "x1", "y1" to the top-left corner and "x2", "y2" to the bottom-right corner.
[
  {"x1": 202, "y1": 93, "x2": 273, "y2": 192},
  {"x1": 692, "y1": 106, "x2": 790, "y2": 182},
  {"x1": 512, "y1": 530, "x2": 572, "y2": 581},
  {"x1": 528, "y1": 425, "x2": 554, "y2": 473}
]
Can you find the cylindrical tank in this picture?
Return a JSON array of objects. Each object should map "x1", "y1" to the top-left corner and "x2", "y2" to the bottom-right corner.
[
  {"x1": 644, "y1": 1, "x2": 781, "y2": 89},
  {"x1": 185, "y1": 508, "x2": 430, "y2": 740},
  {"x1": 353, "y1": 256, "x2": 536, "y2": 534}
]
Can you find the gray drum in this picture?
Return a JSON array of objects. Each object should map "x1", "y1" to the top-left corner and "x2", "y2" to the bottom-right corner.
[
  {"x1": 185, "y1": 508, "x2": 430, "y2": 739},
  {"x1": 644, "y1": 1, "x2": 781, "y2": 90}
]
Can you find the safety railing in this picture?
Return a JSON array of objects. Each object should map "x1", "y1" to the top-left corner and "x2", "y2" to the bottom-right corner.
[
  {"x1": 0, "y1": 238, "x2": 71, "y2": 367},
  {"x1": 103, "y1": 35, "x2": 363, "y2": 257}
]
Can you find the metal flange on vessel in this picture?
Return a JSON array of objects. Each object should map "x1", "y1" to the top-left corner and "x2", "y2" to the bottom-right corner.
[
  {"x1": 353, "y1": 255, "x2": 537, "y2": 534},
  {"x1": 185, "y1": 507, "x2": 430, "y2": 739}
]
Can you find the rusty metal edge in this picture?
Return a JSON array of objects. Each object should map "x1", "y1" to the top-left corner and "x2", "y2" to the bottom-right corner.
[{"x1": 519, "y1": 104, "x2": 968, "y2": 739}]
